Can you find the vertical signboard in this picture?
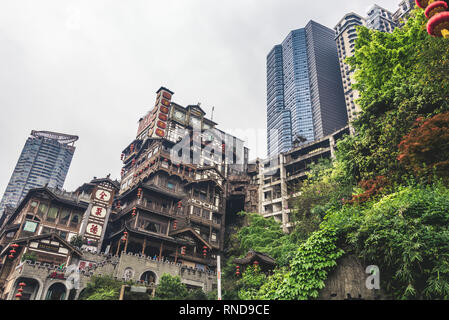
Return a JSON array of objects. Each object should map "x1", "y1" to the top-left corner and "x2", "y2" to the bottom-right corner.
[{"x1": 82, "y1": 182, "x2": 116, "y2": 251}]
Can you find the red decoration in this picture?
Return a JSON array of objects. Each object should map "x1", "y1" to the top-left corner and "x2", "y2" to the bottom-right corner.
[
  {"x1": 132, "y1": 207, "x2": 137, "y2": 217},
  {"x1": 425, "y1": 1, "x2": 448, "y2": 19},
  {"x1": 427, "y1": 11, "x2": 449, "y2": 38},
  {"x1": 181, "y1": 246, "x2": 186, "y2": 255},
  {"x1": 160, "y1": 106, "x2": 169, "y2": 114},
  {"x1": 156, "y1": 128, "x2": 165, "y2": 137},
  {"x1": 177, "y1": 201, "x2": 182, "y2": 208},
  {"x1": 158, "y1": 113, "x2": 168, "y2": 121},
  {"x1": 162, "y1": 92, "x2": 172, "y2": 100},
  {"x1": 173, "y1": 220, "x2": 178, "y2": 230},
  {"x1": 137, "y1": 188, "x2": 142, "y2": 198}
]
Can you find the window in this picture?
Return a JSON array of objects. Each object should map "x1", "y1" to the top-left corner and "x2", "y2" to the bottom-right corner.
[
  {"x1": 38, "y1": 203, "x2": 48, "y2": 216},
  {"x1": 70, "y1": 213, "x2": 81, "y2": 228},
  {"x1": 144, "y1": 221, "x2": 160, "y2": 233},
  {"x1": 167, "y1": 181, "x2": 174, "y2": 190},
  {"x1": 46, "y1": 206, "x2": 59, "y2": 222},
  {"x1": 59, "y1": 209, "x2": 71, "y2": 226},
  {"x1": 193, "y1": 206, "x2": 201, "y2": 217},
  {"x1": 41, "y1": 227, "x2": 52, "y2": 235}
]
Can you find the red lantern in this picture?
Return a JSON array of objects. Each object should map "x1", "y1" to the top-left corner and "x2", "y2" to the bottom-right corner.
[
  {"x1": 173, "y1": 220, "x2": 178, "y2": 230},
  {"x1": 162, "y1": 92, "x2": 172, "y2": 100},
  {"x1": 8, "y1": 255, "x2": 14, "y2": 259},
  {"x1": 160, "y1": 106, "x2": 169, "y2": 114},
  {"x1": 254, "y1": 260, "x2": 259, "y2": 266},
  {"x1": 155, "y1": 128, "x2": 165, "y2": 137},
  {"x1": 158, "y1": 113, "x2": 168, "y2": 121},
  {"x1": 11, "y1": 244, "x2": 19, "y2": 248},
  {"x1": 15, "y1": 293, "x2": 22, "y2": 298},
  {"x1": 177, "y1": 201, "x2": 182, "y2": 208},
  {"x1": 235, "y1": 265, "x2": 240, "y2": 276},
  {"x1": 137, "y1": 188, "x2": 142, "y2": 198},
  {"x1": 132, "y1": 207, "x2": 137, "y2": 217},
  {"x1": 17, "y1": 288, "x2": 23, "y2": 293},
  {"x1": 19, "y1": 282, "x2": 26, "y2": 287},
  {"x1": 9, "y1": 249, "x2": 16, "y2": 254}
]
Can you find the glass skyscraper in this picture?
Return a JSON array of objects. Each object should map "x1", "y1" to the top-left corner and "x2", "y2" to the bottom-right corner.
[
  {"x1": 0, "y1": 131, "x2": 78, "y2": 216},
  {"x1": 267, "y1": 21, "x2": 347, "y2": 157}
]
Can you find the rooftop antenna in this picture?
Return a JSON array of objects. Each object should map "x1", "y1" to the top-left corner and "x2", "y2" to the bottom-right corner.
[{"x1": 211, "y1": 106, "x2": 215, "y2": 121}]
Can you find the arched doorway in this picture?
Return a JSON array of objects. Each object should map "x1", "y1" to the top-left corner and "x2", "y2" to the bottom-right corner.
[
  {"x1": 45, "y1": 283, "x2": 67, "y2": 300},
  {"x1": 13, "y1": 278, "x2": 40, "y2": 300},
  {"x1": 140, "y1": 271, "x2": 157, "y2": 284}
]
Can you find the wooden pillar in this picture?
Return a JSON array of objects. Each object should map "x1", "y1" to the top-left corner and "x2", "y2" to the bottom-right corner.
[
  {"x1": 124, "y1": 235, "x2": 129, "y2": 253},
  {"x1": 142, "y1": 238, "x2": 147, "y2": 255},
  {"x1": 174, "y1": 245, "x2": 178, "y2": 263},
  {"x1": 158, "y1": 242, "x2": 163, "y2": 260},
  {"x1": 115, "y1": 240, "x2": 121, "y2": 256}
]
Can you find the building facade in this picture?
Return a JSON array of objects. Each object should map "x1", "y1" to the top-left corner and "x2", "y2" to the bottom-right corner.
[
  {"x1": 0, "y1": 86, "x2": 249, "y2": 300},
  {"x1": 0, "y1": 131, "x2": 78, "y2": 218},
  {"x1": 266, "y1": 21, "x2": 348, "y2": 157},
  {"x1": 259, "y1": 126, "x2": 350, "y2": 233},
  {"x1": 335, "y1": 1, "x2": 414, "y2": 126}
]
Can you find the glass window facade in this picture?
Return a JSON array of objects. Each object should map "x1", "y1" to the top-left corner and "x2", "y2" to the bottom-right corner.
[
  {"x1": 266, "y1": 21, "x2": 347, "y2": 157},
  {"x1": 0, "y1": 132, "x2": 77, "y2": 217}
]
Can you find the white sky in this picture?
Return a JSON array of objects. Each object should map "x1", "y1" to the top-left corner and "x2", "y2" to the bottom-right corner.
[{"x1": 0, "y1": 0, "x2": 399, "y2": 195}]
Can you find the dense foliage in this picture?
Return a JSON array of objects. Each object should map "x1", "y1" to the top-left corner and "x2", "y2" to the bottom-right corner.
[{"x1": 233, "y1": 9, "x2": 449, "y2": 300}]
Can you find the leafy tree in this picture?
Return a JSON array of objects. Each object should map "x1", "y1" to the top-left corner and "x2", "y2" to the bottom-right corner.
[
  {"x1": 338, "y1": 9, "x2": 449, "y2": 185},
  {"x1": 78, "y1": 275, "x2": 122, "y2": 300},
  {"x1": 345, "y1": 182, "x2": 449, "y2": 299},
  {"x1": 257, "y1": 227, "x2": 344, "y2": 300},
  {"x1": 289, "y1": 159, "x2": 354, "y2": 241},
  {"x1": 153, "y1": 274, "x2": 188, "y2": 300},
  {"x1": 237, "y1": 265, "x2": 267, "y2": 300},
  {"x1": 69, "y1": 235, "x2": 84, "y2": 249},
  {"x1": 398, "y1": 112, "x2": 449, "y2": 183}
]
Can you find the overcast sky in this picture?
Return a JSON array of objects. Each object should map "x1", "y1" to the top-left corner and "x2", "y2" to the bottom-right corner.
[{"x1": 0, "y1": 0, "x2": 398, "y2": 195}]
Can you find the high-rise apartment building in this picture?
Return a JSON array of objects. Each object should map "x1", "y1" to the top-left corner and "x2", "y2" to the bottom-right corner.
[
  {"x1": 266, "y1": 21, "x2": 347, "y2": 157},
  {"x1": 335, "y1": 4, "x2": 400, "y2": 125},
  {"x1": 393, "y1": 0, "x2": 416, "y2": 26},
  {"x1": 0, "y1": 131, "x2": 78, "y2": 216}
]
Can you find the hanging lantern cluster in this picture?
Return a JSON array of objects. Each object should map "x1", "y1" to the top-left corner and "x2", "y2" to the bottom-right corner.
[
  {"x1": 173, "y1": 220, "x2": 178, "y2": 230},
  {"x1": 253, "y1": 260, "x2": 260, "y2": 269},
  {"x1": 122, "y1": 232, "x2": 128, "y2": 242},
  {"x1": 202, "y1": 246, "x2": 208, "y2": 258},
  {"x1": 417, "y1": 0, "x2": 449, "y2": 38},
  {"x1": 235, "y1": 265, "x2": 241, "y2": 276},
  {"x1": 132, "y1": 207, "x2": 137, "y2": 217},
  {"x1": 177, "y1": 201, "x2": 182, "y2": 208},
  {"x1": 137, "y1": 188, "x2": 142, "y2": 199},
  {"x1": 181, "y1": 246, "x2": 186, "y2": 255},
  {"x1": 15, "y1": 282, "x2": 26, "y2": 300},
  {"x1": 9, "y1": 244, "x2": 19, "y2": 259}
]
